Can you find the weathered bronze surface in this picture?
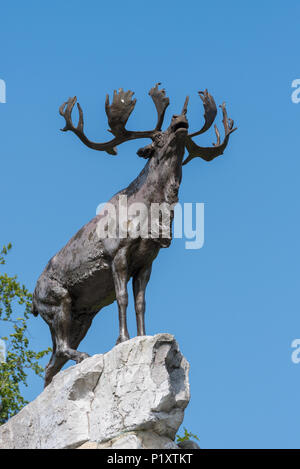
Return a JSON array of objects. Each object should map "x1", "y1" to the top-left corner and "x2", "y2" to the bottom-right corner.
[{"x1": 32, "y1": 84, "x2": 236, "y2": 386}]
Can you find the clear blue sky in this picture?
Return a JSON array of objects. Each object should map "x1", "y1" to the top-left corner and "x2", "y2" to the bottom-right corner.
[{"x1": 1, "y1": 0, "x2": 300, "y2": 449}]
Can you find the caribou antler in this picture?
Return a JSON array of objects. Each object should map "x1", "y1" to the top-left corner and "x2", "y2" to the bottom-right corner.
[
  {"x1": 148, "y1": 83, "x2": 170, "y2": 131},
  {"x1": 183, "y1": 96, "x2": 237, "y2": 165},
  {"x1": 105, "y1": 88, "x2": 136, "y2": 137},
  {"x1": 188, "y1": 89, "x2": 217, "y2": 138},
  {"x1": 59, "y1": 84, "x2": 170, "y2": 156}
]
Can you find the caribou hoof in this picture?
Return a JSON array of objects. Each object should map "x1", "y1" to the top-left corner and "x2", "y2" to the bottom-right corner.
[
  {"x1": 76, "y1": 352, "x2": 90, "y2": 364},
  {"x1": 116, "y1": 334, "x2": 130, "y2": 345}
]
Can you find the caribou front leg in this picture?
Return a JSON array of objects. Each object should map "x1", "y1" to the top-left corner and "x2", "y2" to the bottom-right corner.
[
  {"x1": 133, "y1": 265, "x2": 152, "y2": 336},
  {"x1": 112, "y1": 248, "x2": 130, "y2": 344}
]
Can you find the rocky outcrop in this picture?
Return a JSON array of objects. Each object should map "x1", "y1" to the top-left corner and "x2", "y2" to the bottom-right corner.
[{"x1": 0, "y1": 334, "x2": 194, "y2": 449}]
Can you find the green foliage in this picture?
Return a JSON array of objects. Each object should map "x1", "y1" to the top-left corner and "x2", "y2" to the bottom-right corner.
[
  {"x1": 176, "y1": 427, "x2": 200, "y2": 444},
  {"x1": 0, "y1": 243, "x2": 12, "y2": 265},
  {"x1": 0, "y1": 244, "x2": 51, "y2": 425}
]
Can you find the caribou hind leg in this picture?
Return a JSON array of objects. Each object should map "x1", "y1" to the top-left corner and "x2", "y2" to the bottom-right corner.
[
  {"x1": 34, "y1": 277, "x2": 90, "y2": 386},
  {"x1": 45, "y1": 297, "x2": 90, "y2": 384},
  {"x1": 44, "y1": 315, "x2": 93, "y2": 387},
  {"x1": 44, "y1": 334, "x2": 68, "y2": 387}
]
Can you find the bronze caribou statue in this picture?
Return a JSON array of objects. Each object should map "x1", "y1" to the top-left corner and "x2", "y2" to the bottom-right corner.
[{"x1": 32, "y1": 84, "x2": 236, "y2": 386}]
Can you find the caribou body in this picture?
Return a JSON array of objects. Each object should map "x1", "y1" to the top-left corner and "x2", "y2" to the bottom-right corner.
[{"x1": 32, "y1": 84, "x2": 236, "y2": 386}]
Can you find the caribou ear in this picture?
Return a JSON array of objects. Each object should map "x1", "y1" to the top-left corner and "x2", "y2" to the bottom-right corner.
[{"x1": 137, "y1": 143, "x2": 155, "y2": 159}]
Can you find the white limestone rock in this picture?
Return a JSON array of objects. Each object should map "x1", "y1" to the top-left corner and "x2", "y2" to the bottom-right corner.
[
  {"x1": 0, "y1": 333, "x2": 190, "y2": 449},
  {"x1": 78, "y1": 431, "x2": 179, "y2": 449}
]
